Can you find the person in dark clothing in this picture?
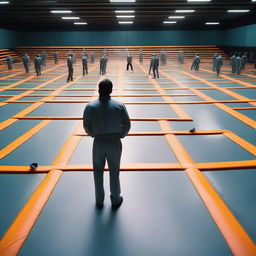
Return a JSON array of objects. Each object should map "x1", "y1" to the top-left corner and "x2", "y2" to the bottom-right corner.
[
  {"x1": 191, "y1": 54, "x2": 200, "y2": 71},
  {"x1": 148, "y1": 54, "x2": 154, "y2": 75},
  {"x1": 152, "y1": 54, "x2": 159, "y2": 79},
  {"x1": 126, "y1": 54, "x2": 133, "y2": 71},
  {"x1": 215, "y1": 54, "x2": 223, "y2": 76},
  {"x1": 241, "y1": 53, "x2": 247, "y2": 70},
  {"x1": 22, "y1": 53, "x2": 30, "y2": 73},
  {"x1": 139, "y1": 49, "x2": 143, "y2": 64},
  {"x1": 230, "y1": 54, "x2": 236, "y2": 73},
  {"x1": 83, "y1": 79, "x2": 131, "y2": 209},
  {"x1": 236, "y1": 56, "x2": 242, "y2": 75},
  {"x1": 82, "y1": 55, "x2": 88, "y2": 75},
  {"x1": 67, "y1": 55, "x2": 74, "y2": 82},
  {"x1": 54, "y1": 51, "x2": 59, "y2": 64},
  {"x1": 34, "y1": 55, "x2": 42, "y2": 76},
  {"x1": 90, "y1": 51, "x2": 95, "y2": 64},
  {"x1": 6, "y1": 55, "x2": 13, "y2": 70}
]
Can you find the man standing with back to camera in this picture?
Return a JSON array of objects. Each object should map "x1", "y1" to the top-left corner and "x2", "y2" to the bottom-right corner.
[{"x1": 83, "y1": 79, "x2": 131, "y2": 209}]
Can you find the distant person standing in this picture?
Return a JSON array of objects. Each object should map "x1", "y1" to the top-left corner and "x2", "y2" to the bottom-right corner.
[
  {"x1": 54, "y1": 51, "x2": 59, "y2": 64},
  {"x1": 90, "y1": 51, "x2": 95, "y2": 64},
  {"x1": 191, "y1": 54, "x2": 200, "y2": 71},
  {"x1": 162, "y1": 51, "x2": 167, "y2": 65},
  {"x1": 215, "y1": 54, "x2": 223, "y2": 76},
  {"x1": 178, "y1": 50, "x2": 184, "y2": 64},
  {"x1": 82, "y1": 54, "x2": 88, "y2": 75},
  {"x1": 82, "y1": 48, "x2": 87, "y2": 57},
  {"x1": 139, "y1": 49, "x2": 143, "y2": 64},
  {"x1": 68, "y1": 50, "x2": 75, "y2": 63},
  {"x1": 152, "y1": 54, "x2": 159, "y2": 79},
  {"x1": 103, "y1": 55, "x2": 108, "y2": 74},
  {"x1": 42, "y1": 51, "x2": 47, "y2": 66},
  {"x1": 241, "y1": 53, "x2": 247, "y2": 70},
  {"x1": 34, "y1": 54, "x2": 42, "y2": 76},
  {"x1": 213, "y1": 53, "x2": 218, "y2": 71},
  {"x1": 126, "y1": 54, "x2": 133, "y2": 71},
  {"x1": 102, "y1": 49, "x2": 107, "y2": 56},
  {"x1": 148, "y1": 54, "x2": 154, "y2": 75},
  {"x1": 6, "y1": 55, "x2": 13, "y2": 70},
  {"x1": 230, "y1": 54, "x2": 236, "y2": 73},
  {"x1": 100, "y1": 55, "x2": 107, "y2": 75},
  {"x1": 67, "y1": 54, "x2": 74, "y2": 82},
  {"x1": 83, "y1": 79, "x2": 131, "y2": 209},
  {"x1": 160, "y1": 50, "x2": 164, "y2": 66},
  {"x1": 236, "y1": 56, "x2": 242, "y2": 75},
  {"x1": 22, "y1": 53, "x2": 30, "y2": 73}
]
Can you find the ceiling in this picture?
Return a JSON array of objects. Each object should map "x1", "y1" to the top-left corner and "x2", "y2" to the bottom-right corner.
[{"x1": 0, "y1": 0, "x2": 255, "y2": 31}]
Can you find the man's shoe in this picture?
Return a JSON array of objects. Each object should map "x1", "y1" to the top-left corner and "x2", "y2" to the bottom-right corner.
[{"x1": 112, "y1": 196, "x2": 123, "y2": 210}]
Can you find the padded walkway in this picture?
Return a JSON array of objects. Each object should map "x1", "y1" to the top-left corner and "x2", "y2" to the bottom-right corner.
[{"x1": 0, "y1": 57, "x2": 255, "y2": 256}]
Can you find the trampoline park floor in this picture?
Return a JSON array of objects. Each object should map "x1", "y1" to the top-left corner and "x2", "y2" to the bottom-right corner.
[{"x1": 0, "y1": 58, "x2": 255, "y2": 256}]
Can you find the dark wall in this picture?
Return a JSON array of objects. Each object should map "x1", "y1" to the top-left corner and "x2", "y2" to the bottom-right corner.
[
  {"x1": 13, "y1": 30, "x2": 224, "y2": 47},
  {"x1": 223, "y1": 24, "x2": 256, "y2": 47},
  {"x1": 0, "y1": 29, "x2": 18, "y2": 48},
  {"x1": 1, "y1": 24, "x2": 255, "y2": 48}
]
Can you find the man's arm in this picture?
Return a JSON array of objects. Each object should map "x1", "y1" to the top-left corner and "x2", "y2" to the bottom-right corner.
[
  {"x1": 121, "y1": 105, "x2": 131, "y2": 138},
  {"x1": 83, "y1": 105, "x2": 93, "y2": 137}
]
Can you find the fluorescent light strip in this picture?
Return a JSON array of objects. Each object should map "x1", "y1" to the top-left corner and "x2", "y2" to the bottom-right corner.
[
  {"x1": 62, "y1": 17, "x2": 80, "y2": 20},
  {"x1": 227, "y1": 10, "x2": 250, "y2": 13},
  {"x1": 51, "y1": 10, "x2": 72, "y2": 14},
  {"x1": 163, "y1": 21, "x2": 177, "y2": 24},
  {"x1": 205, "y1": 22, "x2": 220, "y2": 25},
  {"x1": 175, "y1": 10, "x2": 195, "y2": 13},
  {"x1": 74, "y1": 22, "x2": 87, "y2": 25},
  {"x1": 110, "y1": 0, "x2": 136, "y2": 2},
  {"x1": 116, "y1": 15, "x2": 135, "y2": 18},
  {"x1": 0, "y1": 1, "x2": 10, "y2": 4},
  {"x1": 187, "y1": 0, "x2": 211, "y2": 2},
  {"x1": 168, "y1": 16, "x2": 185, "y2": 19},
  {"x1": 119, "y1": 21, "x2": 133, "y2": 24},
  {"x1": 115, "y1": 10, "x2": 135, "y2": 13}
]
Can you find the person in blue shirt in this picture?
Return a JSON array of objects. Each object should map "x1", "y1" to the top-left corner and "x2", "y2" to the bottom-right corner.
[{"x1": 83, "y1": 79, "x2": 131, "y2": 209}]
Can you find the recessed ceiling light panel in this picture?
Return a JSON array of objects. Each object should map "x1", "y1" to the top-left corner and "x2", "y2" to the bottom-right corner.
[{"x1": 61, "y1": 17, "x2": 80, "y2": 20}]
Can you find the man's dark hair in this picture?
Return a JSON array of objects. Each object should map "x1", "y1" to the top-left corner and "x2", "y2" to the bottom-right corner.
[{"x1": 98, "y1": 79, "x2": 113, "y2": 96}]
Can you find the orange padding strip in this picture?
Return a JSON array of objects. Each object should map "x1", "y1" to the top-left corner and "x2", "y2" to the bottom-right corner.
[
  {"x1": 224, "y1": 132, "x2": 256, "y2": 156},
  {"x1": 13, "y1": 116, "x2": 193, "y2": 121},
  {"x1": 0, "y1": 169, "x2": 63, "y2": 256},
  {"x1": 75, "y1": 130, "x2": 226, "y2": 136},
  {"x1": 186, "y1": 168, "x2": 256, "y2": 256},
  {"x1": 158, "y1": 120, "x2": 256, "y2": 254},
  {"x1": 0, "y1": 160, "x2": 255, "y2": 173},
  {"x1": 0, "y1": 120, "x2": 51, "y2": 159}
]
